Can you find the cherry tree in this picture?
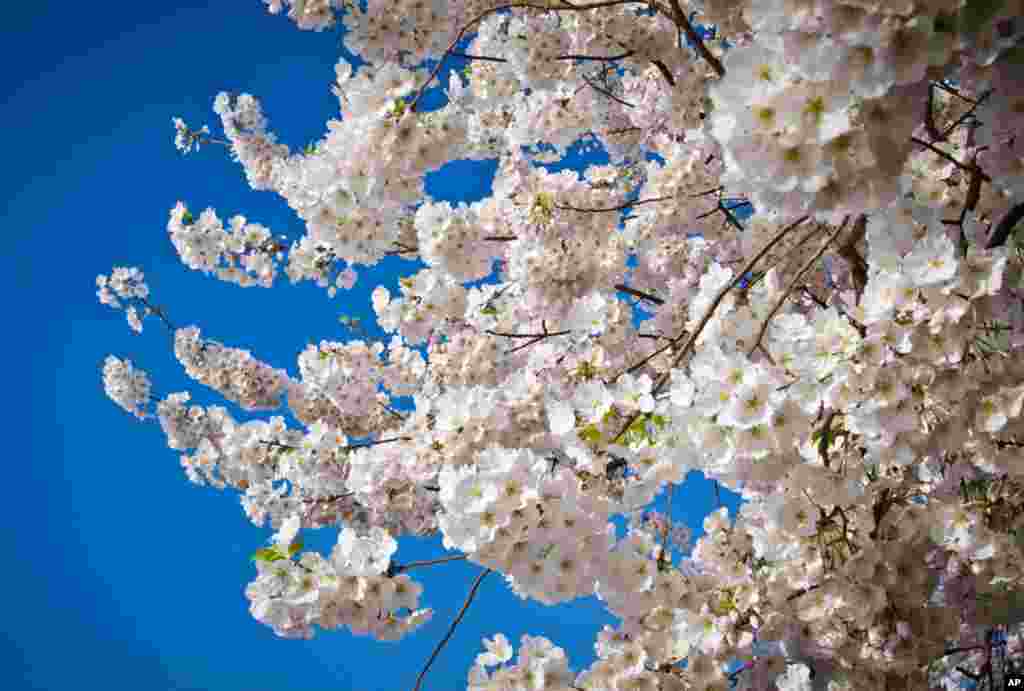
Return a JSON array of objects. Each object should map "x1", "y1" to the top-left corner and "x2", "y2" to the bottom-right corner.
[{"x1": 99, "y1": 0, "x2": 1024, "y2": 689}]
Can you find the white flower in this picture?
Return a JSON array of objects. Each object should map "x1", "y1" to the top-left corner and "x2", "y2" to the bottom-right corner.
[
  {"x1": 546, "y1": 398, "x2": 576, "y2": 436},
  {"x1": 475, "y1": 633, "x2": 513, "y2": 667},
  {"x1": 440, "y1": 465, "x2": 498, "y2": 514},
  {"x1": 903, "y1": 229, "x2": 958, "y2": 288},
  {"x1": 334, "y1": 527, "x2": 397, "y2": 576},
  {"x1": 573, "y1": 380, "x2": 614, "y2": 422},
  {"x1": 718, "y1": 375, "x2": 777, "y2": 429},
  {"x1": 566, "y1": 292, "x2": 609, "y2": 340},
  {"x1": 775, "y1": 663, "x2": 813, "y2": 691},
  {"x1": 102, "y1": 356, "x2": 152, "y2": 420},
  {"x1": 615, "y1": 373, "x2": 655, "y2": 413},
  {"x1": 274, "y1": 513, "x2": 302, "y2": 550},
  {"x1": 669, "y1": 369, "x2": 696, "y2": 409}
]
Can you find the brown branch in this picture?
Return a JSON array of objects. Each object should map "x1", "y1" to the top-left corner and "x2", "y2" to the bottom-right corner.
[
  {"x1": 302, "y1": 492, "x2": 355, "y2": 504},
  {"x1": 260, "y1": 437, "x2": 412, "y2": 451},
  {"x1": 483, "y1": 235, "x2": 518, "y2": 241},
  {"x1": 817, "y1": 411, "x2": 839, "y2": 469},
  {"x1": 486, "y1": 329, "x2": 571, "y2": 339},
  {"x1": 346, "y1": 436, "x2": 412, "y2": 449},
  {"x1": 986, "y1": 202, "x2": 1024, "y2": 250},
  {"x1": 939, "y1": 89, "x2": 993, "y2": 141},
  {"x1": 580, "y1": 72, "x2": 636, "y2": 108},
  {"x1": 910, "y1": 137, "x2": 992, "y2": 182},
  {"x1": 924, "y1": 83, "x2": 941, "y2": 142},
  {"x1": 602, "y1": 126, "x2": 643, "y2": 136},
  {"x1": 650, "y1": 59, "x2": 676, "y2": 87},
  {"x1": 140, "y1": 297, "x2": 178, "y2": 332},
  {"x1": 666, "y1": 0, "x2": 725, "y2": 77},
  {"x1": 412, "y1": 568, "x2": 491, "y2": 691},
  {"x1": 555, "y1": 196, "x2": 672, "y2": 213},
  {"x1": 609, "y1": 216, "x2": 811, "y2": 443},
  {"x1": 748, "y1": 218, "x2": 849, "y2": 358},
  {"x1": 615, "y1": 284, "x2": 665, "y2": 305},
  {"x1": 557, "y1": 50, "x2": 636, "y2": 61},
  {"x1": 378, "y1": 402, "x2": 408, "y2": 421},
  {"x1": 932, "y1": 81, "x2": 980, "y2": 104},
  {"x1": 449, "y1": 51, "x2": 508, "y2": 62},
  {"x1": 658, "y1": 482, "x2": 674, "y2": 570},
  {"x1": 786, "y1": 583, "x2": 821, "y2": 602},
  {"x1": 409, "y1": 1, "x2": 654, "y2": 112},
  {"x1": 836, "y1": 215, "x2": 868, "y2": 303},
  {"x1": 389, "y1": 554, "x2": 468, "y2": 576},
  {"x1": 691, "y1": 186, "x2": 724, "y2": 198}
]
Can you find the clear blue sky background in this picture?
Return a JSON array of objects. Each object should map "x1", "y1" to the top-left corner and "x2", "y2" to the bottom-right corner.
[{"x1": 8, "y1": 3, "x2": 742, "y2": 690}]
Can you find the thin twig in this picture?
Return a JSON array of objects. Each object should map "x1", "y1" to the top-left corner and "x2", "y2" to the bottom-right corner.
[
  {"x1": 650, "y1": 59, "x2": 676, "y2": 86},
  {"x1": 986, "y1": 202, "x2": 1024, "y2": 250},
  {"x1": 658, "y1": 483, "x2": 674, "y2": 569},
  {"x1": 786, "y1": 583, "x2": 821, "y2": 602},
  {"x1": 141, "y1": 297, "x2": 178, "y2": 332},
  {"x1": 408, "y1": 1, "x2": 654, "y2": 112},
  {"x1": 615, "y1": 284, "x2": 665, "y2": 305},
  {"x1": 378, "y1": 402, "x2": 408, "y2": 421},
  {"x1": 486, "y1": 329, "x2": 571, "y2": 339},
  {"x1": 924, "y1": 83, "x2": 941, "y2": 141},
  {"x1": 555, "y1": 196, "x2": 671, "y2": 213},
  {"x1": 609, "y1": 216, "x2": 811, "y2": 442},
  {"x1": 666, "y1": 0, "x2": 725, "y2": 77},
  {"x1": 747, "y1": 217, "x2": 849, "y2": 358},
  {"x1": 412, "y1": 568, "x2": 491, "y2": 691},
  {"x1": 580, "y1": 72, "x2": 636, "y2": 108},
  {"x1": 389, "y1": 554, "x2": 468, "y2": 576},
  {"x1": 939, "y1": 89, "x2": 992, "y2": 141},
  {"x1": 910, "y1": 137, "x2": 992, "y2": 182},
  {"x1": 449, "y1": 52, "x2": 508, "y2": 62},
  {"x1": 557, "y1": 50, "x2": 636, "y2": 61}
]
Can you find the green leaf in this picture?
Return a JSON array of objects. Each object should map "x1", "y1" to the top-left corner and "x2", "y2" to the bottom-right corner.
[
  {"x1": 287, "y1": 540, "x2": 304, "y2": 556},
  {"x1": 933, "y1": 10, "x2": 959, "y2": 34},
  {"x1": 649, "y1": 414, "x2": 668, "y2": 430},
  {"x1": 252, "y1": 547, "x2": 286, "y2": 563},
  {"x1": 480, "y1": 305, "x2": 498, "y2": 316},
  {"x1": 998, "y1": 40, "x2": 1024, "y2": 67},
  {"x1": 182, "y1": 210, "x2": 194, "y2": 225},
  {"x1": 960, "y1": 0, "x2": 1007, "y2": 35},
  {"x1": 579, "y1": 425, "x2": 602, "y2": 444}
]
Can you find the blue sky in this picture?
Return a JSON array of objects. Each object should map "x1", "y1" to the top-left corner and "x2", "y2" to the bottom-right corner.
[{"x1": 9, "y1": 3, "x2": 741, "y2": 690}]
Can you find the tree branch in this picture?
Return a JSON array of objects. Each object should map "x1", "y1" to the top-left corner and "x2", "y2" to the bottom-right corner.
[
  {"x1": 409, "y1": 1, "x2": 655, "y2": 112},
  {"x1": 449, "y1": 51, "x2": 508, "y2": 62},
  {"x1": 650, "y1": 59, "x2": 676, "y2": 86},
  {"x1": 986, "y1": 202, "x2": 1024, "y2": 250},
  {"x1": 615, "y1": 284, "x2": 665, "y2": 305},
  {"x1": 910, "y1": 137, "x2": 992, "y2": 182},
  {"x1": 666, "y1": 0, "x2": 725, "y2": 77},
  {"x1": 555, "y1": 196, "x2": 672, "y2": 213},
  {"x1": 748, "y1": 217, "x2": 849, "y2": 358},
  {"x1": 388, "y1": 554, "x2": 468, "y2": 576},
  {"x1": 609, "y1": 215, "x2": 811, "y2": 442},
  {"x1": 580, "y1": 72, "x2": 635, "y2": 108},
  {"x1": 557, "y1": 50, "x2": 636, "y2": 61},
  {"x1": 412, "y1": 568, "x2": 491, "y2": 691}
]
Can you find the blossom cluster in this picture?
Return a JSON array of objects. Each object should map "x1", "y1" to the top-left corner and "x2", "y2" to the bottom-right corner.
[
  {"x1": 96, "y1": 266, "x2": 150, "y2": 333},
  {"x1": 245, "y1": 514, "x2": 433, "y2": 639},
  {"x1": 93, "y1": 0, "x2": 1024, "y2": 686}
]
